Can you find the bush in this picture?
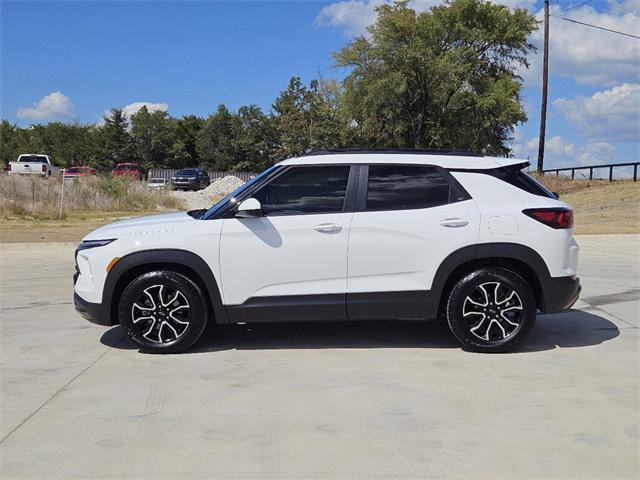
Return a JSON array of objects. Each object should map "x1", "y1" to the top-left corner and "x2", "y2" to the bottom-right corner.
[{"x1": 0, "y1": 174, "x2": 183, "y2": 219}]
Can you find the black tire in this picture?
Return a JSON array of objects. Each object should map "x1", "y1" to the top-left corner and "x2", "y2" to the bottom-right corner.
[
  {"x1": 118, "y1": 270, "x2": 208, "y2": 353},
  {"x1": 446, "y1": 267, "x2": 536, "y2": 353}
]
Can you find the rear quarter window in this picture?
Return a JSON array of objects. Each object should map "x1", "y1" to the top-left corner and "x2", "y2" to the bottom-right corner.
[{"x1": 487, "y1": 167, "x2": 556, "y2": 198}]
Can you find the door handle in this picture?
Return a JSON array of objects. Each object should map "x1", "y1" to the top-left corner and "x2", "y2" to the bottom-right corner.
[
  {"x1": 313, "y1": 223, "x2": 342, "y2": 233},
  {"x1": 439, "y1": 218, "x2": 469, "y2": 228}
]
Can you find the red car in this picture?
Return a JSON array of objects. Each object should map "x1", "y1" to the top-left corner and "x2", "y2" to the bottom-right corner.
[
  {"x1": 112, "y1": 163, "x2": 144, "y2": 180},
  {"x1": 64, "y1": 166, "x2": 97, "y2": 179}
]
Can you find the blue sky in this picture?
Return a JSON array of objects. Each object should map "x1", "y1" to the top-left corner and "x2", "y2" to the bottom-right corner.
[{"x1": 2, "y1": 0, "x2": 638, "y2": 170}]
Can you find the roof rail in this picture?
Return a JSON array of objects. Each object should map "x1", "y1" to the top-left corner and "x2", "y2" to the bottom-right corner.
[{"x1": 301, "y1": 148, "x2": 483, "y2": 157}]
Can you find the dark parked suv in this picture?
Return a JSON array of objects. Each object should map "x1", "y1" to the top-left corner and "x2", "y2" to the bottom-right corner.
[{"x1": 171, "y1": 168, "x2": 210, "y2": 191}]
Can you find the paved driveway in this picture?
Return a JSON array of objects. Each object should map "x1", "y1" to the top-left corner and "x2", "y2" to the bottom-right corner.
[{"x1": 1, "y1": 235, "x2": 638, "y2": 479}]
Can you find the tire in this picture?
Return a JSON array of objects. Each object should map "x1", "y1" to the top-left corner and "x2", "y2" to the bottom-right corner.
[
  {"x1": 446, "y1": 267, "x2": 536, "y2": 353},
  {"x1": 118, "y1": 270, "x2": 208, "y2": 353}
]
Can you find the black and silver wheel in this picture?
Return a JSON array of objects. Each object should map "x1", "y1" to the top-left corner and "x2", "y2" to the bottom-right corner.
[
  {"x1": 446, "y1": 267, "x2": 536, "y2": 353},
  {"x1": 118, "y1": 270, "x2": 208, "y2": 353}
]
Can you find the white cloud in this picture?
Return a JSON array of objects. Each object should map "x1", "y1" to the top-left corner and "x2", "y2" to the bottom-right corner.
[
  {"x1": 554, "y1": 83, "x2": 640, "y2": 142},
  {"x1": 511, "y1": 133, "x2": 616, "y2": 169},
  {"x1": 120, "y1": 101, "x2": 169, "y2": 119},
  {"x1": 15, "y1": 91, "x2": 77, "y2": 122},
  {"x1": 607, "y1": 0, "x2": 640, "y2": 15},
  {"x1": 316, "y1": 0, "x2": 536, "y2": 37},
  {"x1": 523, "y1": 7, "x2": 640, "y2": 87}
]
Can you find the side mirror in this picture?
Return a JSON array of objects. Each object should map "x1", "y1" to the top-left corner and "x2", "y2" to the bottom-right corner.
[
  {"x1": 235, "y1": 198, "x2": 262, "y2": 218},
  {"x1": 552, "y1": 191, "x2": 560, "y2": 199}
]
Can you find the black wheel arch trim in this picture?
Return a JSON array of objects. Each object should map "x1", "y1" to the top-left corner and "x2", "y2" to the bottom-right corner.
[
  {"x1": 103, "y1": 249, "x2": 228, "y2": 326},
  {"x1": 430, "y1": 242, "x2": 575, "y2": 316}
]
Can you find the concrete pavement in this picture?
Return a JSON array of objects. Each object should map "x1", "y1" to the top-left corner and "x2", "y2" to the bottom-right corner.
[{"x1": 1, "y1": 235, "x2": 638, "y2": 479}]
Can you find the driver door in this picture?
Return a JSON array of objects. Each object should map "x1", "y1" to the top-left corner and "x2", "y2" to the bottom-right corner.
[{"x1": 219, "y1": 165, "x2": 355, "y2": 323}]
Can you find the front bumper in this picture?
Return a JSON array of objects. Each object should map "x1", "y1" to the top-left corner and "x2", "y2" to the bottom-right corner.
[
  {"x1": 541, "y1": 276, "x2": 581, "y2": 313},
  {"x1": 74, "y1": 293, "x2": 112, "y2": 326},
  {"x1": 172, "y1": 180, "x2": 198, "y2": 189}
]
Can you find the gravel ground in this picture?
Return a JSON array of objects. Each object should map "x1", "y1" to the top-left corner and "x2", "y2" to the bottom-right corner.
[{"x1": 171, "y1": 175, "x2": 245, "y2": 210}]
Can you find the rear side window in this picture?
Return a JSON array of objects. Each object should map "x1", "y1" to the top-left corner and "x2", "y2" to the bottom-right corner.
[
  {"x1": 253, "y1": 165, "x2": 351, "y2": 216},
  {"x1": 487, "y1": 166, "x2": 556, "y2": 198},
  {"x1": 366, "y1": 165, "x2": 451, "y2": 211}
]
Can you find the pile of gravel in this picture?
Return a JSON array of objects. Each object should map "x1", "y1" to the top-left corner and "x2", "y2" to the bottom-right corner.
[
  {"x1": 202, "y1": 175, "x2": 245, "y2": 196},
  {"x1": 171, "y1": 175, "x2": 246, "y2": 210}
]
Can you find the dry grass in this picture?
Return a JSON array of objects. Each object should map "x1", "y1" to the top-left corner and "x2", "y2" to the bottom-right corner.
[
  {"x1": 533, "y1": 174, "x2": 612, "y2": 195},
  {"x1": 561, "y1": 182, "x2": 640, "y2": 234},
  {"x1": 0, "y1": 174, "x2": 184, "y2": 220}
]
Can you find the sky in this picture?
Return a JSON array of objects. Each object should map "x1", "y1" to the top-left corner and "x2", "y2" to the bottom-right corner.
[{"x1": 1, "y1": 0, "x2": 639, "y2": 171}]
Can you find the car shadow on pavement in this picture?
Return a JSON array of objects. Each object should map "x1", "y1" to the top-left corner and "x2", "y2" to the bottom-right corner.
[
  {"x1": 100, "y1": 310, "x2": 620, "y2": 353},
  {"x1": 100, "y1": 308, "x2": 620, "y2": 354}
]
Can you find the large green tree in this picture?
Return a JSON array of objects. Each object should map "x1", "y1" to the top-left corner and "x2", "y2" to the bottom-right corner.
[{"x1": 334, "y1": 0, "x2": 537, "y2": 154}]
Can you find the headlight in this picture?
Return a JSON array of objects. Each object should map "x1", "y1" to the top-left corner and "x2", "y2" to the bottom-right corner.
[{"x1": 76, "y1": 239, "x2": 116, "y2": 252}]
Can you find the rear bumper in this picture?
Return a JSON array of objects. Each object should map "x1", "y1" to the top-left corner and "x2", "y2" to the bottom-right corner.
[
  {"x1": 74, "y1": 293, "x2": 112, "y2": 326},
  {"x1": 540, "y1": 275, "x2": 581, "y2": 313}
]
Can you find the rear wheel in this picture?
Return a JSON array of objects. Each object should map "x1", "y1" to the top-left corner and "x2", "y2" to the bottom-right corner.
[
  {"x1": 118, "y1": 270, "x2": 208, "y2": 353},
  {"x1": 446, "y1": 267, "x2": 536, "y2": 353}
]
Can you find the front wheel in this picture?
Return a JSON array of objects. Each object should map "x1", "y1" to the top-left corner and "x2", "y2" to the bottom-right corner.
[
  {"x1": 446, "y1": 267, "x2": 536, "y2": 353},
  {"x1": 118, "y1": 270, "x2": 208, "y2": 353}
]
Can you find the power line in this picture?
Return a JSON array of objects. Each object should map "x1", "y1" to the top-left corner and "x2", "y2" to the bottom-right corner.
[
  {"x1": 554, "y1": 16, "x2": 640, "y2": 39},
  {"x1": 554, "y1": 0, "x2": 593, "y2": 14}
]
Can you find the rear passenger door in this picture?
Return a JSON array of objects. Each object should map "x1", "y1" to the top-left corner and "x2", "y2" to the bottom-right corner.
[{"x1": 347, "y1": 164, "x2": 480, "y2": 320}]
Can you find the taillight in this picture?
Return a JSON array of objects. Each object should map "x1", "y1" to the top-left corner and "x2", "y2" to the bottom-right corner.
[
  {"x1": 523, "y1": 208, "x2": 573, "y2": 229},
  {"x1": 42, "y1": 164, "x2": 47, "y2": 173}
]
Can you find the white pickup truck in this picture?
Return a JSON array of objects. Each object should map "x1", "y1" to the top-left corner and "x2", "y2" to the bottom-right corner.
[{"x1": 9, "y1": 154, "x2": 60, "y2": 178}]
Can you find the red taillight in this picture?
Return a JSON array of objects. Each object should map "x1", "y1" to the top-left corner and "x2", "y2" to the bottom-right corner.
[
  {"x1": 42, "y1": 164, "x2": 47, "y2": 173},
  {"x1": 523, "y1": 208, "x2": 573, "y2": 229}
]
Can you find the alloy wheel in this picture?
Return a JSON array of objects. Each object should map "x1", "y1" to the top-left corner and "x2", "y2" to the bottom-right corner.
[
  {"x1": 131, "y1": 284, "x2": 191, "y2": 343},
  {"x1": 462, "y1": 281, "x2": 524, "y2": 341}
]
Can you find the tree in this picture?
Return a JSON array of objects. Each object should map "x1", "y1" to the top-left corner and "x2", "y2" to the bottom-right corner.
[
  {"x1": 272, "y1": 77, "x2": 345, "y2": 159},
  {"x1": 333, "y1": 0, "x2": 537, "y2": 154},
  {"x1": 235, "y1": 105, "x2": 278, "y2": 171},
  {"x1": 96, "y1": 109, "x2": 134, "y2": 171},
  {"x1": 196, "y1": 104, "x2": 241, "y2": 171},
  {"x1": 171, "y1": 115, "x2": 204, "y2": 169},
  {"x1": 130, "y1": 106, "x2": 174, "y2": 170}
]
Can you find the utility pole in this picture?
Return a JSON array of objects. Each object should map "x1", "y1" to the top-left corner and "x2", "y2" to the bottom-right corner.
[{"x1": 537, "y1": 0, "x2": 550, "y2": 173}]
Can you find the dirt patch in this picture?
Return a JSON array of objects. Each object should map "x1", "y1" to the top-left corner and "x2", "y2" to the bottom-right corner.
[{"x1": 0, "y1": 212, "x2": 166, "y2": 243}]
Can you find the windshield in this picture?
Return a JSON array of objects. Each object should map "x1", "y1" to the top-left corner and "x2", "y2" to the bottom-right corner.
[
  {"x1": 176, "y1": 169, "x2": 198, "y2": 176},
  {"x1": 19, "y1": 155, "x2": 47, "y2": 163},
  {"x1": 201, "y1": 165, "x2": 280, "y2": 220},
  {"x1": 66, "y1": 167, "x2": 82, "y2": 173}
]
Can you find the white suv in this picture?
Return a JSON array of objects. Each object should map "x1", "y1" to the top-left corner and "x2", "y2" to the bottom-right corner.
[{"x1": 74, "y1": 150, "x2": 580, "y2": 353}]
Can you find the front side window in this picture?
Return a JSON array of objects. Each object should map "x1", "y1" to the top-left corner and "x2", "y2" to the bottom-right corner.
[
  {"x1": 253, "y1": 165, "x2": 351, "y2": 216},
  {"x1": 366, "y1": 165, "x2": 450, "y2": 211}
]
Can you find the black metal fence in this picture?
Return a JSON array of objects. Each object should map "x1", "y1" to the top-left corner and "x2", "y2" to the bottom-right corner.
[
  {"x1": 148, "y1": 169, "x2": 258, "y2": 182},
  {"x1": 542, "y1": 162, "x2": 639, "y2": 182}
]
